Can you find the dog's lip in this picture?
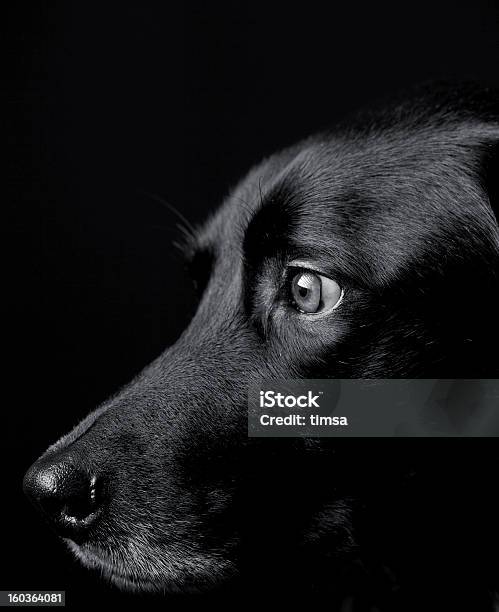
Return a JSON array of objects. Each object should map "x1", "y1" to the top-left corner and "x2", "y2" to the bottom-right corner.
[
  {"x1": 66, "y1": 541, "x2": 117, "y2": 571},
  {"x1": 65, "y1": 541, "x2": 139, "y2": 584},
  {"x1": 66, "y1": 539, "x2": 239, "y2": 594},
  {"x1": 66, "y1": 541, "x2": 188, "y2": 593}
]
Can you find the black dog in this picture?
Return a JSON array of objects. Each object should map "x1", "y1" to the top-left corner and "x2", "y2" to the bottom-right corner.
[{"x1": 24, "y1": 84, "x2": 499, "y2": 610}]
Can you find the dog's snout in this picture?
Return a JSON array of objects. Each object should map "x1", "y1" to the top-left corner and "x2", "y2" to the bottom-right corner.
[{"x1": 23, "y1": 456, "x2": 102, "y2": 540}]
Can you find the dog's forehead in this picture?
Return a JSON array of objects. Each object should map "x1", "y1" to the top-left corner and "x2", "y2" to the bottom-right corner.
[
  {"x1": 194, "y1": 121, "x2": 495, "y2": 287},
  {"x1": 204, "y1": 134, "x2": 454, "y2": 222},
  {"x1": 196, "y1": 139, "x2": 371, "y2": 250},
  {"x1": 195, "y1": 144, "x2": 308, "y2": 249}
]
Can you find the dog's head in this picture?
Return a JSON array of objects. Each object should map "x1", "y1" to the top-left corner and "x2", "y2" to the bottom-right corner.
[{"x1": 24, "y1": 85, "x2": 499, "y2": 595}]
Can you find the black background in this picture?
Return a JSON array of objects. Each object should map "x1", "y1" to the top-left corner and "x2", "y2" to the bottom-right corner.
[{"x1": 4, "y1": 1, "x2": 499, "y2": 607}]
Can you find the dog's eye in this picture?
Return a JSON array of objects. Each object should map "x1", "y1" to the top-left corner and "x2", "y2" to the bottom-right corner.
[{"x1": 290, "y1": 270, "x2": 343, "y2": 314}]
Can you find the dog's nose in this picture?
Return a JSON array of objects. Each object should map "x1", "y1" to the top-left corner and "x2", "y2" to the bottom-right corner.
[{"x1": 23, "y1": 456, "x2": 102, "y2": 539}]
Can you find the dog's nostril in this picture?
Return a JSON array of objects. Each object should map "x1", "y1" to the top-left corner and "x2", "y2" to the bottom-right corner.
[{"x1": 23, "y1": 458, "x2": 102, "y2": 539}]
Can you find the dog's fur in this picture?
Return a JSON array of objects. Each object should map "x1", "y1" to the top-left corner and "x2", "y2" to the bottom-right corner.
[{"x1": 26, "y1": 84, "x2": 499, "y2": 610}]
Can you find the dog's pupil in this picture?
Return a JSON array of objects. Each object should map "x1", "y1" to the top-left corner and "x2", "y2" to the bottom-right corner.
[{"x1": 299, "y1": 287, "x2": 308, "y2": 298}]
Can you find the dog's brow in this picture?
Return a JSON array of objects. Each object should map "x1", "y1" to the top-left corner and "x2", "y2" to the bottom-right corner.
[{"x1": 242, "y1": 177, "x2": 302, "y2": 261}]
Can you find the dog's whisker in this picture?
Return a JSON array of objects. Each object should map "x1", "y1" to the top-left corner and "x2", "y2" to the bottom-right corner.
[{"x1": 139, "y1": 190, "x2": 198, "y2": 242}]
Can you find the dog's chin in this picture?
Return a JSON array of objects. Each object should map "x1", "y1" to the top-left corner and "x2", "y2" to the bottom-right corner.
[{"x1": 65, "y1": 539, "x2": 237, "y2": 594}]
